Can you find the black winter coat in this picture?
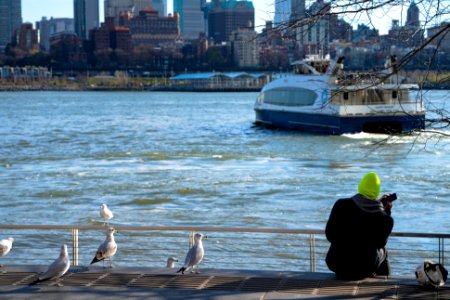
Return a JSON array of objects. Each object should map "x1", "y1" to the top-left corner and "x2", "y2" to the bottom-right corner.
[{"x1": 325, "y1": 195, "x2": 394, "y2": 279}]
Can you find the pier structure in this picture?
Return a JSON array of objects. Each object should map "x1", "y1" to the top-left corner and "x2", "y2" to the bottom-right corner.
[{"x1": 0, "y1": 225, "x2": 448, "y2": 298}]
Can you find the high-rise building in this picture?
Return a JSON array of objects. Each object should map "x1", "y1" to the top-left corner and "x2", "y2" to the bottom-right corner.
[
  {"x1": 129, "y1": 8, "x2": 179, "y2": 47},
  {"x1": 297, "y1": 0, "x2": 330, "y2": 55},
  {"x1": 406, "y1": 0, "x2": 420, "y2": 29},
  {"x1": 174, "y1": 0, "x2": 204, "y2": 40},
  {"x1": 204, "y1": 0, "x2": 254, "y2": 44},
  {"x1": 15, "y1": 23, "x2": 39, "y2": 52},
  {"x1": 105, "y1": 0, "x2": 154, "y2": 24},
  {"x1": 0, "y1": 0, "x2": 22, "y2": 49},
  {"x1": 36, "y1": 17, "x2": 74, "y2": 52},
  {"x1": 152, "y1": 0, "x2": 167, "y2": 16},
  {"x1": 274, "y1": 0, "x2": 290, "y2": 26},
  {"x1": 230, "y1": 27, "x2": 259, "y2": 67},
  {"x1": 74, "y1": 0, "x2": 100, "y2": 40},
  {"x1": 290, "y1": 0, "x2": 305, "y2": 23}
]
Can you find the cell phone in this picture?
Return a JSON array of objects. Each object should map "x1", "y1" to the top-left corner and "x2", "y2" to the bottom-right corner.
[{"x1": 381, "y1": 193, "x2": 397, "y2": 206}]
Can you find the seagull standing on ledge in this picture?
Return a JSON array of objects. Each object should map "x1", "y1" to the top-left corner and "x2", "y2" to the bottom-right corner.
[
  {"x1": 91, "y1": 227, "x2": 117, "y2": 268},
  {"x1": 0, "y1": 237, "x2": 14, "y2": 267},
  {"x1": 177, "y1": 233, "x2": 207, "y2": 274},
  {"x1": 166, "y1": 257, "x2": 178, "y2": 268},
  {"x1": 99, "y1": 204, "x2": 113, "y2": 226},
  {"x1": 30, "y1": 245, "x2": 70, "y2": 285}
]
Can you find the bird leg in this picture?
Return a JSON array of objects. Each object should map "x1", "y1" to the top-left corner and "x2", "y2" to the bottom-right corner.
[{"x1": 195, "y1": 265, "x2": 201, "y2": 274}]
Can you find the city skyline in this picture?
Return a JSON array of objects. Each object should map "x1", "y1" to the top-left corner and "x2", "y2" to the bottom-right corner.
[
  {"x1": 22, "y1": 0, "x2": 274, "y2": 32},
  {"x1": 21, "y1": 0, "x2": 414, "y2": 35}
]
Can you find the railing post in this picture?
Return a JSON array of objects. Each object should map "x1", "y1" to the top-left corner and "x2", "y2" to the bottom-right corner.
[
  {"x1": 309, "y1": 234, "x2": 316, "y2": 272},
  {"x1": 189, "y1": 231, "x2": 194, "y2": 248},
  {"x1": 439, "y1": 237, "x2": 445, "y2": 266},
  {"x1": 72, "y1": 228, "x2": 79, "y2": 266}
]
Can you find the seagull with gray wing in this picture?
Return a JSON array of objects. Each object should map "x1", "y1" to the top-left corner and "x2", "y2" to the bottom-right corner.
[
  {"x1": 91, "y1": 227, "x2": 117, "y2": 268},
  {"x1": 0, "y1": 237, "x2": 14, "y2": 267},
  {"x1": 30, "y1": 245, "x2": 70, "y2": 285},
  {"x1": 166, "y1": 256, "x2": 178, "y2": 268},
  {"x1": 177, "y1": 233, "x2": 207, "y2": 274},
  {"x1": 99, "y1": 204, "x2": 113, "y2": 226}
]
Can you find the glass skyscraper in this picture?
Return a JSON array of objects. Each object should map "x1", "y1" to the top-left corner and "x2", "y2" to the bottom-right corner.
[
  {"x1": 274, "y1": 0, "x2": 290, "y2": 25},
  {"x1": 174, "y1": 0, "x2": 204, "y2": 40},
  {"x1": 74, "y1": 0, "x2": 99, "y2": 40},
  {"x1": 0, "y1": 0, "x2": 22, "y2": 49}
]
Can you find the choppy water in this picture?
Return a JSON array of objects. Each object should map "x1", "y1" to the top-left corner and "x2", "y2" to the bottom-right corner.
[{"x1": 0, "y1": 90, "x2": 449, "y2": 273}]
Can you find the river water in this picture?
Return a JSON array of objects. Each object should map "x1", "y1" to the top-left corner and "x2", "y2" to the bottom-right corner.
[{"x1": 0, "y1": 90, "x2": 449, "y2": 273}]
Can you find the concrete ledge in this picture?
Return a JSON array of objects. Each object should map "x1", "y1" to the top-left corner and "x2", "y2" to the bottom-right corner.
[{"x1": 0, "y1": 265, "x2": 445, "y2": 299}]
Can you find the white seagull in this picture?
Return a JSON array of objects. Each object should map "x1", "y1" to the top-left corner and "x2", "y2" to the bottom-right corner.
[
  {"x1": 30, "y1": 245, "x2": 70, "y2": 285},
  {"x1": 99, "y1": 204, "x2": 114, "y2": 225},
  {"x1": 91, "y1": 227, "x2": 117, "y2": 268},
  {"x1": 0, "y1": 237, "x2": 14, "y2": 267},
  {"x1": 177, "y1": 233, "x2": 207, "y2": 274},
  {"x1": 166, "y1": 257, "x2": 178, "y2": 268}
]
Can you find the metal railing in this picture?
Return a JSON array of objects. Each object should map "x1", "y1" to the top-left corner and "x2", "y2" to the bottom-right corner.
[{"x1": 0, "y1": 225, "x2": 448, "y2": 276}]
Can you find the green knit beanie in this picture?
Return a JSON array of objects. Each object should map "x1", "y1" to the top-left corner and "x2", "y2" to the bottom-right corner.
[{"x1": 358, "y1": 172, "x2": 381, "y2": 200}]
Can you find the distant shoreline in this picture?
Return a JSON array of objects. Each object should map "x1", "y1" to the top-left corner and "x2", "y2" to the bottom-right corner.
[
  {"x1": 0, "y1": 83, "x2": 448, "y2": 92},
  {"x1": 0, "y1": 85, "x2": 263, "y2": 92}
]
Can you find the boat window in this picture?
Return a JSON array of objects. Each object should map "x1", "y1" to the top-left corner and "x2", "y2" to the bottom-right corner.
[
  {"x1": 392, "y1": 90, "x2": 398, "y2": 99},
  {"x1": 262, "y1": 87, "x2": 317, "y2": 106},
  {"x1": 343, "y1": 92, "x2": 349, "y2": 100}
]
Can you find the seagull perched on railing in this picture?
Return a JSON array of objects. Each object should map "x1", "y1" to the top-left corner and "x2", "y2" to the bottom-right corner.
[
  {"x1": 91, "y1": 227, "x2": 117, "y2": 268},
  {"x1": 177, "y1": 233, "x2": 207, "y2": 275},
  {"x1": 0, "y1": 237, "x2": 14, "y2": 267},
  {"x1": 99, "y1": 204, "x2": 113, "y2": 226},
  {"x1": 30, "y1": 245, "x2": 70, "y2": 285},
  {"x1": 166, "y1": 257, "x2": 178, "y2": 268}
]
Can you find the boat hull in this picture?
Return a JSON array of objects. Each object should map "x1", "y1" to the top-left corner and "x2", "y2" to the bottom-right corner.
[{"x1": 254, "y1": 108, "x2": 425, "y2": 135}]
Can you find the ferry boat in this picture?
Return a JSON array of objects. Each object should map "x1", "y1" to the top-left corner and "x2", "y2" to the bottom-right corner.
[{"x1": 254, "y1": 55, "x2": 426, "y2": 134}]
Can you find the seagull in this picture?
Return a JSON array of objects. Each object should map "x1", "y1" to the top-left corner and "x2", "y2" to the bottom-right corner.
[
  {"x1": 0, "y1": 237, "x2": 14, "y2": 267},
  {"x1": 30, "y1": 245, "x2": 70, "y2": 285},
  {"x1": 90, "y1": 227, "x2": 117, "y2": 268},
  {"x1": 99, "y1": 204, "x2": 113, "y2": 226},
  {"x1": 177, "y1": 233, "x2": 207, "y2": 275},
  {"x1": 166, "y1": 257, "x2": 178, "y2": 268}
]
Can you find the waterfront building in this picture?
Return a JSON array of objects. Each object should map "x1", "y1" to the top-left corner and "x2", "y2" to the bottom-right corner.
[
  {"x1": 104, "y1": 0, "x2": 153, "y2": 25},
  {"x1": 427, "y1": 22, "x2": 450, "y2": 52},
  {"x1": 0, "y1": 66, "x2": 52, "y2": 83},
  {"x1": 329, "y1": 15, "x2": 352, "y2": 43},
  {"x1": 14, "y1": 23, "x2": 39, "y2": 52},
  {"x1": 274, "y1": 0, "x2": 290, "y2": 26},
  {"x1": 204, "y1": 0, "x2": 254, "y2": 44},
  {"x1": 230, "y1": 27, "x2": 259, "y2": 67},
  {"x1": 406, "y1": 0, "x2": 420, "y2": 29},
  {"x1": 296, "y1": 0, "x2": 330, "y2": 55},
  {"x1": 290, "y1": 0, "x2": 305, "y2": 24},
  {"x1": 129, "y1": 8, "x2": 179, "y2": 47},
  {"x1": 174, "y1": 0, "x2": 205, "y2": 40},
  {"x1": 0, "y1": 0, "x2": 22, "y2": 50},
  {"x1": 74, "y1": 0, "x2": 100, "y2": 40},
  {"x1": 379, "y1": 2, "x2": 424, "y2": 51},
  {"x1": 352, "y1": 24, "x2": 379, "y2": 45},
  {"x1": 36, "y1": 17, "x2": 74, "y2": 52},
  {"x1": 49, "y1": 33, "x2": 87, "y2": 65},
  {"x1": 384, "y1": 17, "x2": 424, "y2": 50},
  {"x1": 90, "y1": 17, "x2": 132, "y2": 52}
]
